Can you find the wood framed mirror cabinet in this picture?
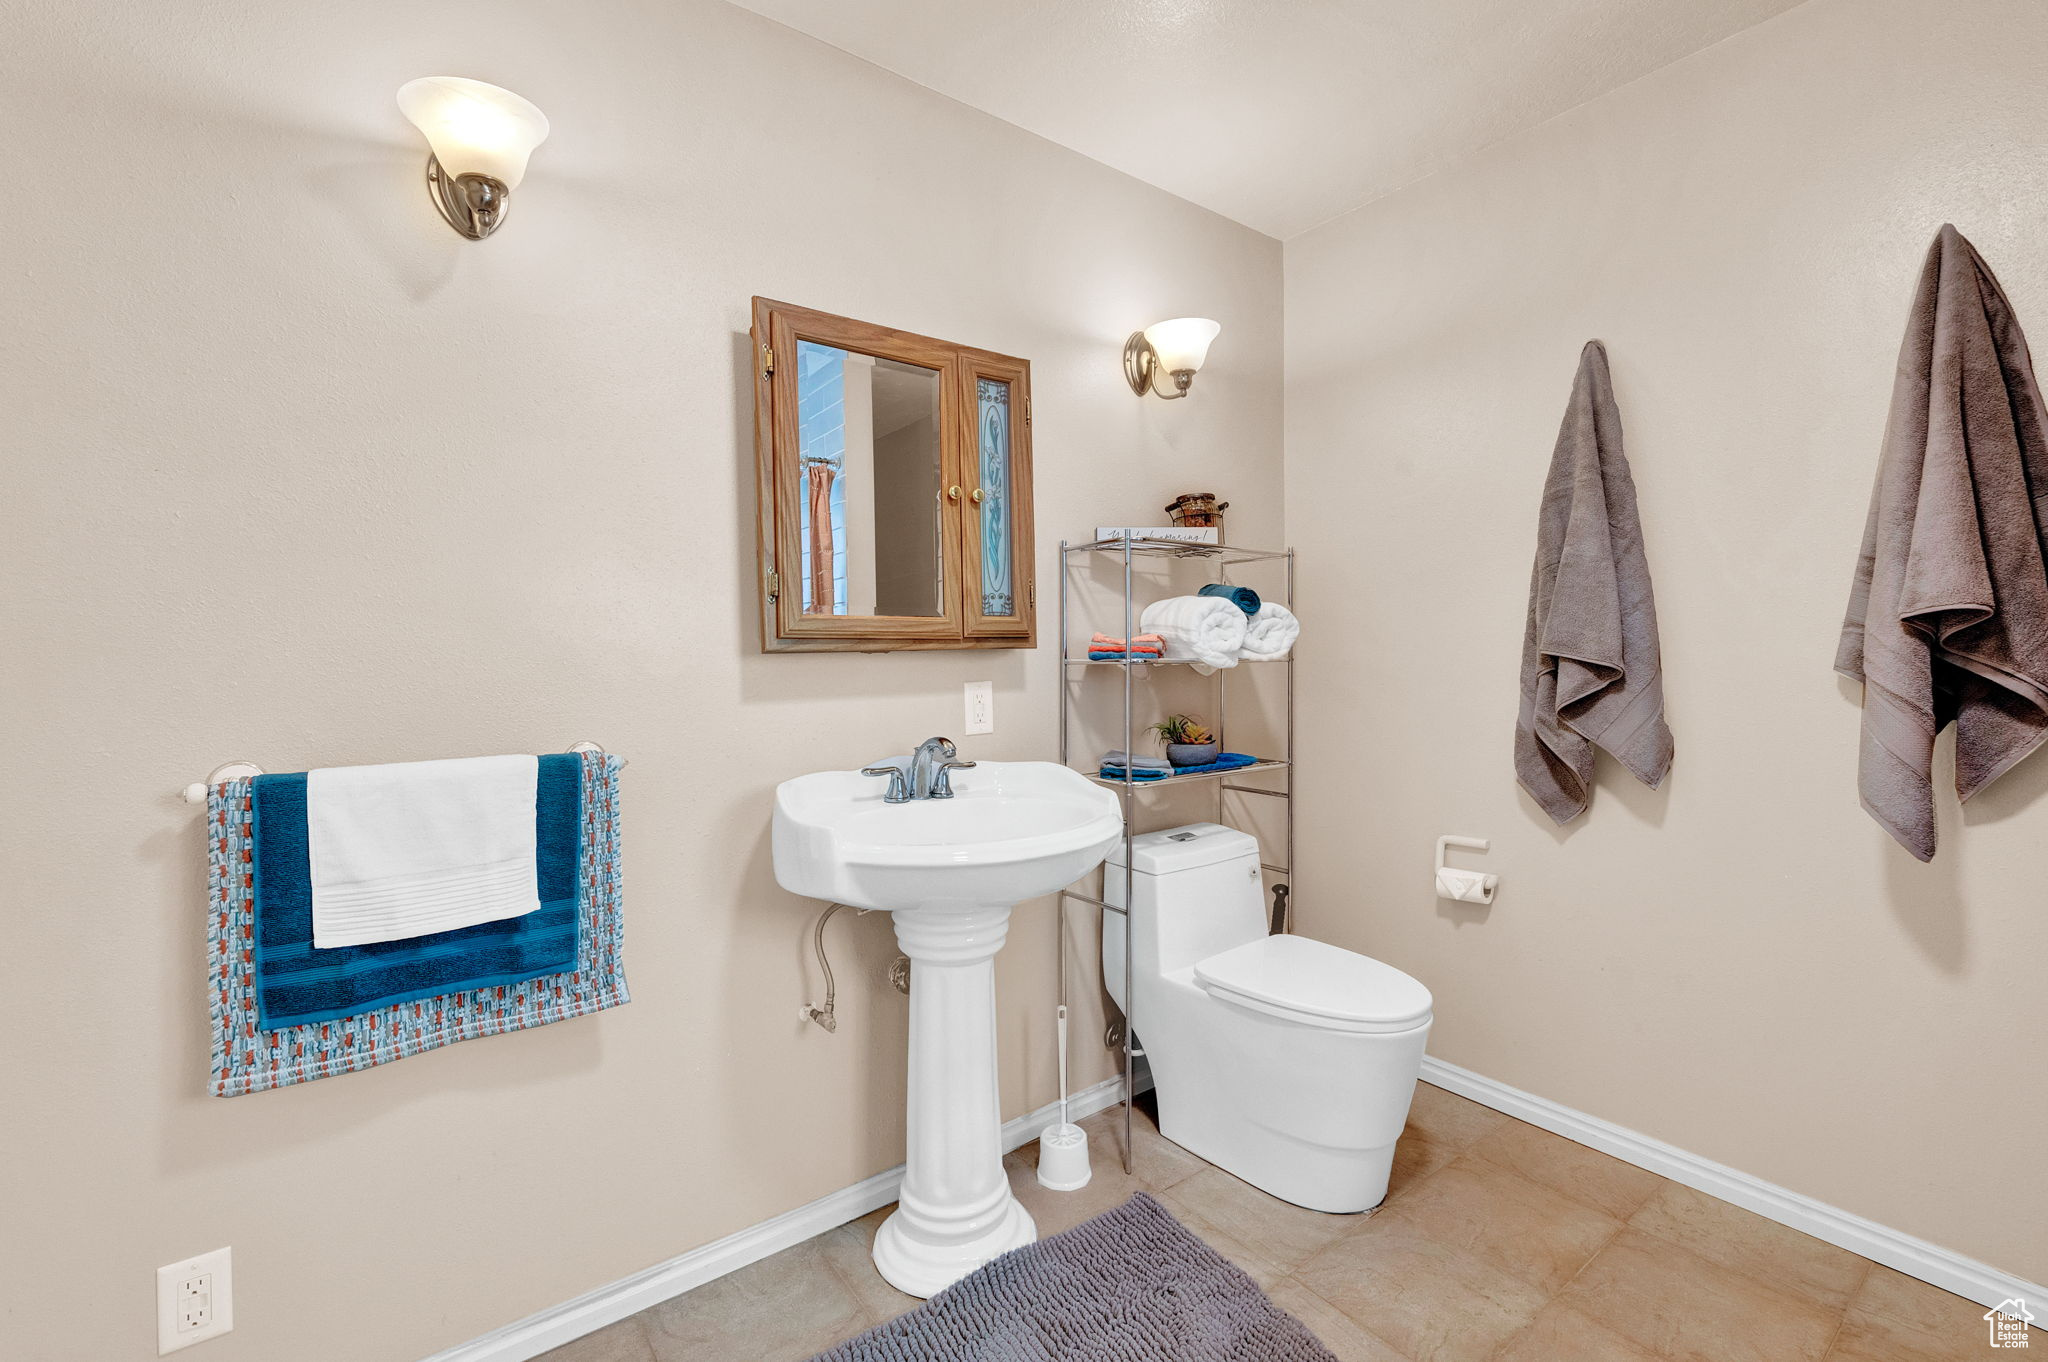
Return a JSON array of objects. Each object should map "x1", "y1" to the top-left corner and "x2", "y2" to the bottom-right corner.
[{"x1": 751, "y1": 297, "x2": 1036, "y2": 652}]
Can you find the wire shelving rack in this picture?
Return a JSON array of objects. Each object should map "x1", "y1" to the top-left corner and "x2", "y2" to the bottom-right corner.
[{"x1": 1055, "y1": 535, "x2": 1296, "y2": 1175}]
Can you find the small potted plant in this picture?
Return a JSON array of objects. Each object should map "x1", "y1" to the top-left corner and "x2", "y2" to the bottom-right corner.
[{"x1": 1151, "y1": 714, "x2": 1220, "y2": 768}]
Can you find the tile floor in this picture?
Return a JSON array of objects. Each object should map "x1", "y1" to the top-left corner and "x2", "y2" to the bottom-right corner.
[{"x1": 538, "y1": 1084, "x2": 2035, "y2": 1362}]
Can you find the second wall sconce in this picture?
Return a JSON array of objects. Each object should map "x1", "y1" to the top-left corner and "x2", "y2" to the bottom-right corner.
[
  {"x1": 1124, "y1": 317, "x2": 1221, "y2": 400},
  {"x1": 397, "y1": 77, "x2": 549, "y2": 240}
]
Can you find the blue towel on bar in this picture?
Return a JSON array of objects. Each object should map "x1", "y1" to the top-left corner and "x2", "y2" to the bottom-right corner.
[
  {"x1": 1199, "y1": 583, "x2": 1261, "y2": 615},
  {"x1": 1166, "y1": 751, "x2": 1261, "y2": 776},
  {"x1": 251, "y1": 753, "x2": 582, "y2": 1029}
]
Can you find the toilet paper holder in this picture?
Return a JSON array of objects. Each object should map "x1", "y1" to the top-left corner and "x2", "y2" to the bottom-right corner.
[{"x1": 1435, "y1": 835, "x2": 1498, "y2": 905}]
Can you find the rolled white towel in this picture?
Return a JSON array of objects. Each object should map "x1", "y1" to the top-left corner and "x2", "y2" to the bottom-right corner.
[
  {"x1": 1139, "y1": 595, "x2": 1248, "y2": 671},
  {"x1": 1241, "y1": 601, "x2": 1299, "y2": 661}
]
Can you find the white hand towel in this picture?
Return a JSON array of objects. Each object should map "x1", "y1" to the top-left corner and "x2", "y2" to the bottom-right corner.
[
  {"x1": 1240, "y1": 601, "x2": 1299, "y2": 661},
  {"x1": 1140, "y1": 595, "x2": 1248, "y2": 671},
  {"x1": 307, "y1": 754, "x2": 540, "y2": 948}
]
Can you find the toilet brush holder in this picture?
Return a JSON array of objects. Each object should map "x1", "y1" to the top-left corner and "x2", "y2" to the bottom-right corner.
[
  {"x1": 1038, "y1": 1001, "x2": 1091, "y2": 1189},
  {"x1": 1036, "y1": 1121, "x2": 1091, "y2": 1191}
]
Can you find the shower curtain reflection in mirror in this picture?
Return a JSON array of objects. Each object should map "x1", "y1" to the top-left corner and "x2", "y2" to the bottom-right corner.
[{"x1": 795, "y1": 340, "x2": 945, "y2": 617}]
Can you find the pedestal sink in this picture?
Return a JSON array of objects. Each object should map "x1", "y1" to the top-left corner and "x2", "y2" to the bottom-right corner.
[{"x1": 773, "y1": 760, "x2": 1122, "y2": 1297}]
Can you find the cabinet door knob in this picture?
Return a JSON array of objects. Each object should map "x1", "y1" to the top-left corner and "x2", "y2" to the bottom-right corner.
[
  {"x1": 947, "y1": 485, "x2": 961, "y2": 502},
  {"x1": 971, "y1": 488, "x2": 985, "y2": 504}
]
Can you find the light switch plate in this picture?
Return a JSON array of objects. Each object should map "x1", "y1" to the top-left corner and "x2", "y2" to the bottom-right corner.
[
  {"x1": 964, "y1": 681, "x2": 994, "y2": 735},
  {"x1": 157, "y1": 1247, "x2": 233, "y2": 1353}
]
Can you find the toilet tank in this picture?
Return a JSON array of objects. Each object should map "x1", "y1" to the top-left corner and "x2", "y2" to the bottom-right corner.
[{"x1": 1103, "y1": 824, "x2": 1267, "y2": 1011}]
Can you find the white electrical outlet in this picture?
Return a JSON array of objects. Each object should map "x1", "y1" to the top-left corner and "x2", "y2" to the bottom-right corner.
[
  {"x1": 157, "y1": 1247, "x2": 233, "y2": 1354},
  {"x1": 964, "y1": 681, "x2": 994, "y2": 735}
]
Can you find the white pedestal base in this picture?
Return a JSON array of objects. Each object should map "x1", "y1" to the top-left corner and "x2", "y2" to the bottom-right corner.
[
  {"x1": 872, "y1": 1192, "x2": 1036, "y2": 1298},
  {"x1": 874, "y1": 903, "x2": 1038, "y2": 1298}
]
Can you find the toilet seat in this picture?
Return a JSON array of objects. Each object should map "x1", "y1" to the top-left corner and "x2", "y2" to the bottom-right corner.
[{"x1": 1194, "y1": 935, "x2": 1432, "y2": 1034}]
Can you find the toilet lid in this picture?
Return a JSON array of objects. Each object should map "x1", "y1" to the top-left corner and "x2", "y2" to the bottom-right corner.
[{"x1": 1194, "y1": 936, "x2": 1432, "y2": 1032}]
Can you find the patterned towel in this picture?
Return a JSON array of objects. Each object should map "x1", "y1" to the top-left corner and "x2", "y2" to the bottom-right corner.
[{"x1": 207, "y1": 750, "x2": 627, "y2": 1096}]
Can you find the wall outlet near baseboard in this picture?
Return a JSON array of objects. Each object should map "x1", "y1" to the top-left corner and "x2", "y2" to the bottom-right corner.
[
  {"x1": 157, "y1": 1247, "x2": 233, "y2": 1353},
  {"x1": 964, "y1": 681, "x2": 994, "y2": 735}
]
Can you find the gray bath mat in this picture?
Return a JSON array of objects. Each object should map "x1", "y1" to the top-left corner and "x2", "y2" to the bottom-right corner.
[{"x1": 807, "y1": 1193, "x2": 1340, "y2": 1361}]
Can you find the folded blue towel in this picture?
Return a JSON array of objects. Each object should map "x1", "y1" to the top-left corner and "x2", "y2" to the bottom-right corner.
[
  {"x1": 1098, "y1": 765, "x2": 1171, "y2": 781},
  {"x1": 1166, "y1": 751, "x2": 1261, "y2": 776},
  {"x1": 1088, "y1": 650, "x2": 1164, "y2": 661},
  {"x1": 1199, "y1": 583, "x2": 1261, "y2": 615},
  {"x1": 251, "y1": 753, "x2": 582, "y2": 1030}
]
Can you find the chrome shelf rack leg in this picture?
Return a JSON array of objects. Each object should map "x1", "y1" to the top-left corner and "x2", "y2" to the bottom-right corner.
[{"x1": 1120, "y1": 536, "x2": 1136, "y2": 1171}]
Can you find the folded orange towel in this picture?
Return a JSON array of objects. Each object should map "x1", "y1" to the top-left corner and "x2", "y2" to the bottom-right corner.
[{"x1": 1092, "y1": 632, "x2": 1165, "y2": 653}]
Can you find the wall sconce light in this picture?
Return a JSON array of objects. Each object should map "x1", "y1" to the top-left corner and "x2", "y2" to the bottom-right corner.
[
  {"x1": 1123, "y1": 318, "x2": 1221, "y2": 400},
  {"x1": 397, "y1": 77, "x2": 549, "y2": 240}
]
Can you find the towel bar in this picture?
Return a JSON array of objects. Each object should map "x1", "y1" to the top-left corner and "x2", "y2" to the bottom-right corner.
[{"x1": 178, "y1": 741, "x2": 626, "y2": 804}]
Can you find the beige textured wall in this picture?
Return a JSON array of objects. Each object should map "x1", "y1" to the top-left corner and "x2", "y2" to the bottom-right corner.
[
  {"x1": 1285, "y1": 0, "x2": 2046, "y2": 1285},
  {"x1": 0, "y1": 2, "x2": 1281, "y2": 1359}
]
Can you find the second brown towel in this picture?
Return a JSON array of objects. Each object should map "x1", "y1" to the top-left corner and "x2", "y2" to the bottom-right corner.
[
  {"x1": 1835, "y1": 224, "x2": 2048, "y2": 861},
  {"x1": 1515, "y1": 340, "x2": 1675, "y2": 824}
]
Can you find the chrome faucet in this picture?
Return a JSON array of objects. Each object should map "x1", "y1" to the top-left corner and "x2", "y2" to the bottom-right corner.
[
  {"x1": 860, "y1": 763, "x2": 912, "y2": 804},
  {"x1": 863, "y1": 737, "x2": 977, "y2": 803},
  {"x1": 910, "y1": 736, "x2": 977, "y2": 800}
]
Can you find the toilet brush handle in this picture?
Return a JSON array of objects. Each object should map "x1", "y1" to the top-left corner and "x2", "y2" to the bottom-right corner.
[{"x1": 1056, "y1": 1003, "x2": 1070, "y2": 1126}]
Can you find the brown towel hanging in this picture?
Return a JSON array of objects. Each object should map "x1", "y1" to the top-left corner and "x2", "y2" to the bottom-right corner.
[
  {"x1": 1835, "y1": 224, "x2": 2048, "y2": 860},
  {"x1": 1515, "y1": 340, "x2": 1674, "y2": 824}
]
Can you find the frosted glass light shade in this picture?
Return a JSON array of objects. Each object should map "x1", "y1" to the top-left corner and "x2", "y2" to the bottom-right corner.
[
  {"x1": 397, "y1": 77, "x2": 549, "y2": 189},
  {"x1": 1143, "y1": 318, "x2": 1221, "y2": 374}
]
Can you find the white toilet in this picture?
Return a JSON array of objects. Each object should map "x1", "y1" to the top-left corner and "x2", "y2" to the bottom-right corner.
[{"x1": 1104, "y1": 823, "x2": 1432, "y2": 1213}]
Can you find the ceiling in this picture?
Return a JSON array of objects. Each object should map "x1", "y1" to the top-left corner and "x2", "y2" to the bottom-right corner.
[{"x1": 726, "y1": 0, "x2": 1803, "y2": 239}]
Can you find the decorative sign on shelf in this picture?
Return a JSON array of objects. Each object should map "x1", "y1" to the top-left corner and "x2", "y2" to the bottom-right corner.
[{"x1": 1094, "y1": 526, "x2": 1220, "y2": 545}]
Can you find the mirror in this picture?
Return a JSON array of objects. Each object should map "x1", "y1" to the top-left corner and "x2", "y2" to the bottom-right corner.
[
  {"x1": 794, "y1": 343, "x2": 946, "y2": 618},
  {"x1": 752, "y1": 298, "x2": 1036, "y2": 653}
]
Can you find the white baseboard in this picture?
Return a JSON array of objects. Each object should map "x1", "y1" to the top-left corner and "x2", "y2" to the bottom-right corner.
[
  {"x1": 1420, "y1": 1055, "x2": 2044, "y2": 1314},
  {"x1": 428, "y1": 1056, "x2": 2039, "y2": 1361},
  {"x1": 419, "y1": 1075, "x2": 1131, "y2": 1362}
]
